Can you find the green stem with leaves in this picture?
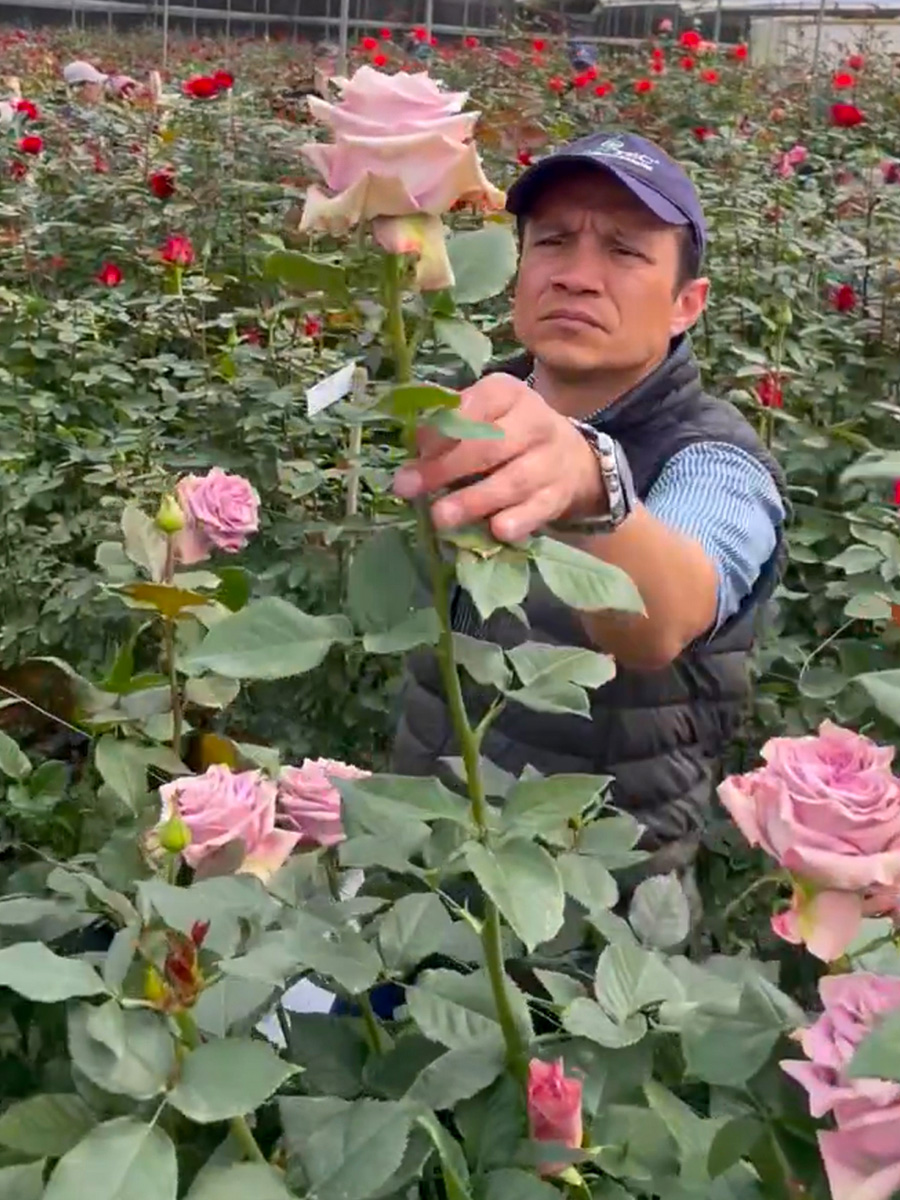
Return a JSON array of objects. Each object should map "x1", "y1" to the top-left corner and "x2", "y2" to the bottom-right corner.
[
  {"x1": 174, "y1": 1011, "x2": 266, "y2": 1163},
  {"x1": 383, "y1": 253, "x2": 527, "y2": 1086},
  {"x1": 162, "y1": 539, "x2": 184, "y2": 758},
  {"x1": 323, "y1": 851, "x2": 388, "y2": 1055}
]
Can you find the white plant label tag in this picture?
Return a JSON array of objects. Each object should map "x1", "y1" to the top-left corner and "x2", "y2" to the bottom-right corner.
[{"x1": 306, "y1": 361, "x2": 357, "y2": 416}]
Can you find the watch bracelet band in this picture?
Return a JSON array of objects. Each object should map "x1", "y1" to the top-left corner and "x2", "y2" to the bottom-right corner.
[{"x1": 524, "y1": 370, "x2": 633, "y2": 533}]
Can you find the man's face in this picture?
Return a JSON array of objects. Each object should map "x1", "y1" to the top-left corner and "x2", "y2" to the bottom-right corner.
[
  {"x1": 513, "y1": 168, "x2": 708, "y2": 380},
  {"x1": 76, "y1": 80, "x2": 103, "y2": 104}
]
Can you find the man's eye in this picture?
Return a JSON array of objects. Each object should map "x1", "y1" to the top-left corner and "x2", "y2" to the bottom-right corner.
[
  {"x1": 535, "y1": 234, "x2": 564, "y2": 246},
  {"x1": 612, "y1": 244, "x2": 640, "y2": 257}
]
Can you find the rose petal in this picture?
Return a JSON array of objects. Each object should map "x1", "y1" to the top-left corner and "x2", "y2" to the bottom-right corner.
[{"x1": 819, "y1": 1126, "x2": 900, "y2": 1200}]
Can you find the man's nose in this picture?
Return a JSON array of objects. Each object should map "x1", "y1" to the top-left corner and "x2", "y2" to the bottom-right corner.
[{"x1": 549, "y1": 266, "x2": 603, "y2": 295}]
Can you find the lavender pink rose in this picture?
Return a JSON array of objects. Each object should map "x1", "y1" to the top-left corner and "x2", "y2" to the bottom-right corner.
[
  {"x1": 718, "y1": 720, "x2": 900, "y2": 960},
  {"x1": 527, "y1": 1058, "x2": 583, "y2": 1177},
  {"x1": 174, "y1": 466, "x2": 259, "y2": 565},
  {"x1": 278, "y1": 757, "x2": 371, "y2": 848},
  {"x1": 158, "y1": 764, "x2": 299, "y2": 880},
  {"x1": 782, "y1": 972, "x2": 900, "y2": 1200}
]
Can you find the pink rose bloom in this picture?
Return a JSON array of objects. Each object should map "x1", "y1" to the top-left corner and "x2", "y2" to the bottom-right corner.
[
  {"x1": 782, "y1": 973, "x2": 900, "y2": 1200},
  {"x1": 159, "y1": 764, "x2": 299, "y2": 879},
  {"x1": 527, "y1": 1058, "x2": 583, "y2": 1177},
  {"x1": 773, "y1": 143, "x2": 808, "y2": 177},
  {"x1": 298, "y1": 65, "x2": 503, "y2": 289},
  {"x1": 278, "y1": 758, "x2": 370, "y2": 848},
  {"x1": 174, "y1": 466, "x2": 259, "y2": 565},
  {"x1": 718, "y1": 721, "x2": 900, "y2": 961}
]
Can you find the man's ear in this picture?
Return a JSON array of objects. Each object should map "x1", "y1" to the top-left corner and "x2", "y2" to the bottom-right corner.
[{"x1": 670, "y1": 277, "x2": 709, "y2": 337}]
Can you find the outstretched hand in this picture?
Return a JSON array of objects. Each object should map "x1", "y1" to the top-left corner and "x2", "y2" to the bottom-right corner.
[{"x1": 392, "y1": 373, "x2": 605, "y2": 542}]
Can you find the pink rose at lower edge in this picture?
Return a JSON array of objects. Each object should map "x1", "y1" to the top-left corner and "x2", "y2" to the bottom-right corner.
[
  {"x1": 718, "y1": 720, "x2": 900, "y2": 961},
  {"x1": 158, "y1": 764, "x2": 299, "y2": 880},
  {"x1": 527, "y1": 1058, "x2": 583, "y2": 1177},
  {"x1": 298, "y1": 65, "x2": 504, "y2": 288},
  {"x1": 173, "y1": 466, "x2": 260, "y2": 565},
  {"x1": 782, "y1": 974, "x2": 900, "y2": 1200},
  {"x1": 278, "y1": 758, "x2": 371, "y2": 848}
]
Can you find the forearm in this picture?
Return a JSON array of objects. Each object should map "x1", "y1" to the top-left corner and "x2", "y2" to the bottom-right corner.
[{"x1": 573, "y1": 505, "x2": 719, "y2": 670}]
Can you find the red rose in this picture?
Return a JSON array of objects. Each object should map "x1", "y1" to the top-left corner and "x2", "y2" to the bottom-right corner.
[
  {"x1": 184, "y1": 75, "x2": 217, "y2": 99},
  {"x1": 96, "y1": 262, "x2": 123, "y2": 287},
  {"x1": 379, "y1": 27, "x2": 391, "y2": 38},
  {"x1": 412, "y1": 25, "x2": 428, "y2": 41},
  {"x1": 693, "y1": 126, "x2": 715, "y2": 141},
  {"x1": 372, "y1": 52, "x2": 387, "y2": 67},
  {"x1": 360, "y1": 35, "x2": 377, "y2": 50},
  {"x1": 463, "y1": 35, "x2": 479, "y2": 48},
  {"x1": 847, "y1": 53, "x2": 864, "y2": 70},
  {"x1": 18, "y1": 135, "x2": 42, "y2": 155},
  {"x1": 756, "y1": 373, "x2": 783, "y2": 408},
  {"x1": 830, "y1": 102, "x2": 864, "y2": 127},
  {"x1": 212, "y1": 69, "x2": 234, "y2": 90},
  {"x1": 594, "y1": 82, "x2": 613, "y2": 96},
  {"x1": 573, "y1": 70, "x2": 592, "y2": 88},
  {"x1": 679, "y1": 29, "x2": 701, "y2": 49},
  {"x1": 149, "y1": 169, "x2": 175, "y2": 199},
  {"x1": 547, "y1": 75, "x2": 565, "y2": 93},
  {"x1": 700, "y1": 68, "x2": 719, "y2": 83},
  {"x1": 161, "y1": 234, "x2": 194, "y2": 266},
  {"x1": 650, "y1": 60, "x2": 664, "y2": 74},
  {"x1": 832, "y1": 70, "x2": 855, "y2": 89},
  {"x1": 517, "y1": 149, "x2": 533, "y2": 165},
  {"x1": 532, "y1": 37, "x2": 546, "y2": 51},
  {"x1": 634, "y1": 78, "x2": 654, "y2": 94},
  {"x1": 15, "y1": 98, "x2": 38, "y2": 120},
  {"x1": 9, "y1": 160, "x2": 27, "y2": 180},
  {"x1": 680, "y1": 55, "x2": 695, "y2": 70},
  {"x1": 651, "y1": 46, "x2": 664, "y2": 60},
  {"x1": 830, "y1": 282, "x2": 857, "y2": 312},
  {"x1": 730, "y1": 43, "x2": 748, "y2": 60},
  {"x1": 304, "y1": 315, "x2": 322, "y2": 338}
]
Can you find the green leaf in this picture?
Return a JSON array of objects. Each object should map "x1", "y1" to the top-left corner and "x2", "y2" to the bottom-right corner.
[
  {"x1": 564, "y1": 995, "x2": 646, "y2": 1048},
  {"x1": 272, "y1": 911, "x2": 382, "y2": 993},
  {"x1": 855, "y1": 670, "x2": 900, "y2": 726},
  {"x1": 707, "y1": 1116, "x2": 764, "y2": 1179},
  {"x1": 576, "y1": 814, "x2": 648, "y2": 870},
  {"x1": 533, "y1": 969, "x2": 585, "y2": 1008},
  {"x1": 507, "y1": 642, "x2": 616, "y2": 690},
  {"x1": 629, "y1": 873, "x2": 691, "y2": 950},
  {"x1": 463, "y1": 839, "x2": 564, "y2": 951},
  {"x1": 558, "y1": 853, "x2": 619, "y2": 912},
  {"x1": 644, "y1": 1080, "x2": 724, "y2": 1184},
  {"x1": 505, "y1": 680, "x2": 591, "y2": 718},
  {"x1": 0, "y1": 1162, "x2": 45, "y2": 1200},
  {"x1": 452, "y1": 634, "x2": 511, "y2": 689},
  {"x1": 0, "y1": 1094, "x2": 94, "y2": 1158},
  {"x1": 841, "y1": 451, "x2": 900, "y2": 485},
  {"x1": 378, "y1": 894, "x2": 454, "y2": 975},
  {"x1": 828, "y1": 544, "x2": 883, "y2": 573},
  {"x1": 285, "y1": 1013, "x2": 368, "y2": 1099},
  {"x1": 0, "y1": 943, "x2": 106, "y2": 1002},
  {"x1": 137, "y1": 875, "x2": 277, "y2": 958},
  {"x1": 69, "y1": 1001, "x2": 175, "y2": 1101},
  {"x1": 94, "y1": 736, "x2": 147, "y2": 812},
  {"x1": 216, "y1": 566, "x2": 252, "y2": 612},
  {"x1": 43, "y1": 1118, "x2": 177, "y2": 1200},
  {"x1": 530, "y1": 537, "x2": 645, "y2": 613},
  {"x1": 363, "y1": 608, "x2": 440, "y2": 653},
  {"x1": 406, "y1": 1040, "x2": 504, "y2": 1110},
  {"x1": 280, "y1": 1097, "x2": 412, "y2": 1200},
  {"x1": 484, "y1": 1169, "x2": 560, "y2": 1200},
  {"x1": 680, "y1": 980, "x2": 789, "y2": 1086},
  {"x1": 424, "y1": 408, "x2": 505, "y2": 440},
  {"x1": 406, "y1": 967, "x2": 532, "y2": 1051},
  {"x1": 848, "y1": 1008, "x2": 900, "y2": 1081},
  {"x1": 186, "y1": 1164, "x2": 293, "y2": 1200},
  {"x1": 183, "y1": 675, "x2": 240, "y2": 709},
  {"x1": 447, "y1": 225, "x2": 518, "y2": 304},
  {"x1": 456, "y1": 548, "x2": 530, "y2": 621},
  {"x1": 348, "y1": 528, "x2": 420, "y2": 634},
  {"x1": 501, "y1": 774, "x2": 608, "y2": 838},
  {"x1": 844, "y1": 593, "x2": 891, "y2": 620},
  {"x1": 183, "y1": 597, "x2": 352, "y2": 680},
  {"x1": 168, "y1": 1038, "x2": 296, "y2": 1123},
  {"x1": 121, "y1": 503, "x2": 167, "y2": 582},
  {"x1": 380, "y1": 383, "x2": 459, "y2": 418},
  {"x1": 416, "y1": 1110, "x2": 473, "y2": 1200},
  {"x1": 265, "y1": 249, "x2": 348, "y2": 298},
  {"x1": 434, "y1": 316, "x2": 493, "y2": 375},
  {"x1": 595, "y1": 943, "x2": 683, "y2": 1022},
  {"x1": 193, "y1": 977, "x2": 276, "y2": 1038},
  {"x1": 0, "y1": 730, "x2": 31, "y2": 781},
  {"x1": 337, "y1": 774, "x2": 472, "y2": 832}
]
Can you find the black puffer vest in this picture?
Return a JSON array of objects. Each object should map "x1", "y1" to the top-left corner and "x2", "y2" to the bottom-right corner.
[{"x1": 392, "y1": 338, "x2": 786, "y2": 853}]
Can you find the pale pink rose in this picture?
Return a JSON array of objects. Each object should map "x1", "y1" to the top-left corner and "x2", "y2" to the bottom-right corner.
[
  {"x1": 298, "y1": 65, "x2": 503, "y2": 288},
  {"x1": 173, "y1": 467, "x2": 259, "y2": 565},
  {"x1": 773, "y1": 143, "x2": 808, "y2": 177},
  {"x1": 782, "y1": 973, "x2": 900, "y2": 1200},
  {"x1": 527, "y1": 1058, "x2": 583, "y2": 1177},
  {"x1": 657, "y1": 17, "x2": 673, "y2": 32},
  {"x1": 372, "y1": 213, "x2": 453, "y2": 290},
  {"x1": 159, "y1": 764, "x2": 299, "y2": 879},
  {"x1": 718, "y1": 721, "x2": 900, "y2": 961},
  {"x1": 278, "y1": 758, "x2": 371, "y2": 848}
]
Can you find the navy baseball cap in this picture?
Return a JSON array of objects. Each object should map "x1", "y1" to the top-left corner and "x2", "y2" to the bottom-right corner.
[{"x1": 506, "y1": 131, "x2": 707, "y2": 261}]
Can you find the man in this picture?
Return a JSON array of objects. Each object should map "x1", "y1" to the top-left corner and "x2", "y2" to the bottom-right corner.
[
  {"x1": 62, "y1": 61, "x2": 109, "y2": 105},
  {"x1": 391, "y1": 132, "x2": 786, "y2": 885}
]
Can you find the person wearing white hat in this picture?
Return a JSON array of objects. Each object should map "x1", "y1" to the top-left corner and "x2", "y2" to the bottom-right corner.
[{"x1": 62, "y1": 61, "x2": 108, "y2": 104}]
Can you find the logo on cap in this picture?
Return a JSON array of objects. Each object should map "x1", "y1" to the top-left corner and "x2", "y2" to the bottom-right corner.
[{"x1": 589, "y1": 136, "x2": 659, "y2": 174}]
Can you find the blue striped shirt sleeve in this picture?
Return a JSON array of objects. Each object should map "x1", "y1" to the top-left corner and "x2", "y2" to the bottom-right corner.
[{"x1": 641, "y1": 441, "x2": 784, "y2": 631}]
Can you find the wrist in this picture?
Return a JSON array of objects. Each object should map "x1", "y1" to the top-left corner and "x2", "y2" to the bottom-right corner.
[{"x1": 557, "y1": 423, "x2": 636, "y2": 532}]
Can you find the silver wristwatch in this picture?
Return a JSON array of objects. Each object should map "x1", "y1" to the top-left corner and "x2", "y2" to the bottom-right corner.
[{"x1": 550, "y1": 419, "x2": 636, "y2": 533}]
